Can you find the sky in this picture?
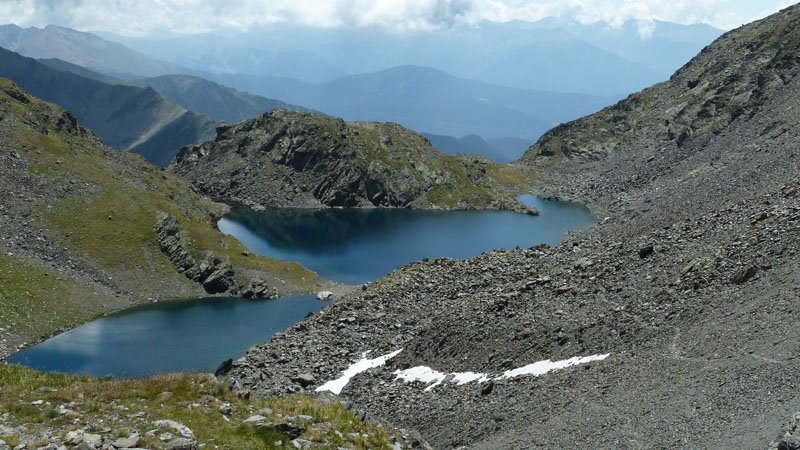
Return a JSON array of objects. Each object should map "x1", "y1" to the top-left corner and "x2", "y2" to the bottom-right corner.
[{"x1": 0, "y1": 0, "x2": 796, "y2": 36}]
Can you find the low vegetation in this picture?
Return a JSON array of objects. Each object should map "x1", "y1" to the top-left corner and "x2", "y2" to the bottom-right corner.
[
  {"x1": 0, "y1": 363, "x2": 396, "y2": 449},
  {"x1": 0, "y1": 79, "x2": 331, "y2": 353}
]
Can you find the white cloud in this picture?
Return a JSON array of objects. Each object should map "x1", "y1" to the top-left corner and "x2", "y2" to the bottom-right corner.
[{"x1": 0, "y1": 0, "x2": 792, "y2": 36}]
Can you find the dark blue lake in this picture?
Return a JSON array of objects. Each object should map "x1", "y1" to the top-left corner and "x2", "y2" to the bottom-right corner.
[
  {"x1": 9, "y1": 197, "x2": 594, "y2": 377},
  {"x1": 218, "y1": 195, "x2": 595, "y2": 284},
  {"x1": 8, "y1": 295, "x2": 325, "y2": 378}
]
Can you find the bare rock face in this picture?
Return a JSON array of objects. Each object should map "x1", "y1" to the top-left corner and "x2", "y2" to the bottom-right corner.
[
  {"x1": 154, "y1": 212, "x2": 196, "y2": 273},
  {"x1": 241, "y1": 278, "x2": 277, "y2": 299},
  {"x1": 153, "y1": 212, "x2": 238, "y2": 295},
  {"x1": 169, "y1": 109, "x2": 529, "y2": 212}
]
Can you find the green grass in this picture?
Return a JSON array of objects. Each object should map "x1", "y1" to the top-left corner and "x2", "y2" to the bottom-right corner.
[
  {"x1": 425, "y1": 157, "x2": 529, "y2": 209},
  {"x1": 0, "y1": 79, "x2": 332, "y2": 357},
  {"x1": 0, "y1": 253, "x2": 103, "y2": 340},
  {"x1": 8, "y1": 86, "x2": 324, "y2": 297},
  {"x1": 351, "y1": 121, "x2": 532, "y2": 209},
  {"x1": 0, "y1": 364, "x2": 395, "y2": 449}
]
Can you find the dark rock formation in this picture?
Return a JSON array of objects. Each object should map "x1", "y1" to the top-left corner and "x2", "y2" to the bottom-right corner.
[
  {"x1": 154, "y1": 212, "x2": 237, "y2": 295},
  {"x1": 241, "y1": 278, "x2": 276, "y2": 299},
  {"x1": 154, "y1": 212, "x2": 196, "y2": 273},
  {"x1": 169, "y1": 109, "x2": 534, "y2": 212}
]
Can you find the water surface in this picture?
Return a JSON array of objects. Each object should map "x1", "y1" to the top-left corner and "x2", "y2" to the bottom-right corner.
[
  {"x1": 219, "y1": 196, "x2": 594, "y2": 284},
  {"x1": 8, "y1": 295, "x2": 325, "y2": 378},
  {"x1": 9, "y1": 197, "x2": 594, "y2": 378}
]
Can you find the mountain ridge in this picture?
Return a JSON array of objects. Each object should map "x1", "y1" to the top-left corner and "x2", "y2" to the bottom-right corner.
[
  {"x1": 0, "y1": 47, "x2": 217, "y2": 166},
  {"x1": 217, "y1": 65, "x2": 615, "y2": 142},
  {"x1": 0, "y1": 24, "x2": 188, "y2": 77},
  {"x1": 37, "y1": 57, "x2": 315, "y2": 123},
  {"x1": 100, "y1": 18, "x2": 721, "y2": 94}
]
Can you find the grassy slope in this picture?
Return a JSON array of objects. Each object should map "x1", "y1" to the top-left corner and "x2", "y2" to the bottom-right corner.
[
  {"x1": 0, "y1": 78, "x2": 326, "y2": 350},
  {"x1": 0, "y1": 364, "x2": 394, "y2": 449},
  {"x1": 0, "y1": 78, "x2": 396, "y2": 449}
]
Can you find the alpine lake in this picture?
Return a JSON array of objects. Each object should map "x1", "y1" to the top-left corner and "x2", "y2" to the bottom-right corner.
[{"x1": 9, "y1": 196, "x2": 595, "y2": 377}]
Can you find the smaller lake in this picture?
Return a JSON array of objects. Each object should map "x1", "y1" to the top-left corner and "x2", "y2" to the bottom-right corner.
[
  {"x1": 7, "y1": 295, "x2": 325, "y2": 378},
  {"x1": 218, "y1": 196, "x2": 595, "y2": 284}
]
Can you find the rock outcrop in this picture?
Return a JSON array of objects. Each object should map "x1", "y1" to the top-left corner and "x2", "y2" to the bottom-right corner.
[
  {"x1": 154, "y1": 212, "x2": 277, "y2": 298},
  {"x1": 169, "y1": 109, "x2": 535, "y2": 212}
]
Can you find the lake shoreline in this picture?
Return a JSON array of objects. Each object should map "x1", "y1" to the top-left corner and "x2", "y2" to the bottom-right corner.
[{"x1": 6, "y1": 195, "x2": 594, "y2": 377}]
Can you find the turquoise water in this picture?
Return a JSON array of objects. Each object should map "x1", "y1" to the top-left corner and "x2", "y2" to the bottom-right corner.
[{"x1": 218, "y1": 196, "x2": 595, "y2": 284}]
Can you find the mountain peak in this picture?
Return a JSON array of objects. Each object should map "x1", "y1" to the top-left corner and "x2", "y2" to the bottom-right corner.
[{"x1": 523, "y1": 2, "x2": 800, "y2": 164}]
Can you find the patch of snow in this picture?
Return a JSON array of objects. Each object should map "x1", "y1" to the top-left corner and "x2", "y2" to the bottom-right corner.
[
  {"x1": 451, "y1": 371, "x2": 491, "y2": 385},
  {"x1": 393, "y1": 366, "x2": 449, "y2": 391},
  {"x1": 394, "y1": 368, "x2": 492, "y2": 391},
  {"x1": 395, "y1": 354, "x2": 610, "y2": 392},
  {"x1": 316, "y1": 291, "x2": 334, "y2": 300},
  {"x1": 499, "y1": 354, "x2": 610, "y2": 379},
  {"x1": 316, "y1": 349, "x2": 403, "y2": 395}
]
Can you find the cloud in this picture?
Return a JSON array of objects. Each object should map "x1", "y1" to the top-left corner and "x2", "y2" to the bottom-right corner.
[{"x1": 0, "y1": 0, "x2": 791, "y2": 36}]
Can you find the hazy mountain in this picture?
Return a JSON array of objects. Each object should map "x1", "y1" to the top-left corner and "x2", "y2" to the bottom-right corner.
[
  {"x1": 473, "y1": 29, "x2": 661, "y2": 94},
  {"x1": 104, "y1": 19, "x2": 722, "y2": 94},
  {"x1": 128, "y1": 75, "x2": 312, "y2": 123},
  {"x1": 420, "y1": 132, "x2": 511, "y2": 162},
  {"x1": 556, "y1": 19, "x2": 725, "y2": 75},
  {"x1": 0, "y1": 24, "x2": 187, "y2": 78},
  {"x1": 0, "y1": 47, "x2": 216, "y2": 166},
  {"x1": 486, "y1": 137, "x2": 535, "y2": 160},
  {"x1": 213, "y1": 65, "x2": 615, "y2": 141},
  {"x1": 38, "y1": 58, "x2": 311, "y2": 123},
  {"x1": 36, "y1": 57, "x2": 122, "y2": 84}
]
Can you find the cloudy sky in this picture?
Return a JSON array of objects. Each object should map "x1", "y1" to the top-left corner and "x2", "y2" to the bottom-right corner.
[{"x1": 0, "y1": 0, "x2": 796, "y2": 36}]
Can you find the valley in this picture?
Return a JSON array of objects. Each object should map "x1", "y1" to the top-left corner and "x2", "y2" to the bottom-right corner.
[{"x1": 1, "y1": 3, "x2": 799, "y2": 450}]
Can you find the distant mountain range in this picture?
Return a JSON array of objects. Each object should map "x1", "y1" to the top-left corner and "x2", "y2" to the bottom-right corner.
[
  {"x1": 0, "y1": 21, "x2": 722, "y2": 161},
  {"x1": 0, "y1": 24, "x2": 186, "y2": 78},
  {"x1": 420, "y1": 133, "x2": 506, "y2": 162},
  {"x1": 39, "y1": 58, "x2": 312, "y2": 123},
  {"x1": 210, "y1": 65, "x2": 614, "y2": 146},
  {"x1": 0, "y1": 47, "x2": 216, "y2": 166},
  {"x1": 418, "y1": 133, "x2": 535, "y2": 164},
  {"x1": 100, "y1": 19, "x2": 723, "y2": 95},
  {"x1": 0, "y1": 47, "x2": 311, "y2": 166}
]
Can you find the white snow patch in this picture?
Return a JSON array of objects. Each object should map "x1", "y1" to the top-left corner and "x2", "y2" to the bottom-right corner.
[
  {"x1": 394, "y1": 368, "x2": 492, "y2": 391},
  {"x1": 395, "y1": 353, "x2": 610, "y2": 392},
  {"x1": 316, "y1": 349, "x2": 402, "y2": 395},
  {"x1": 499, "y1": 354, "x2": 610, "y2": 379},
  {"x1": 393, "y1": 366, "x2": 449, "y2": 391},
  {"x1": 451, "y1": 372, "x2": 491, "y2": 385}
]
